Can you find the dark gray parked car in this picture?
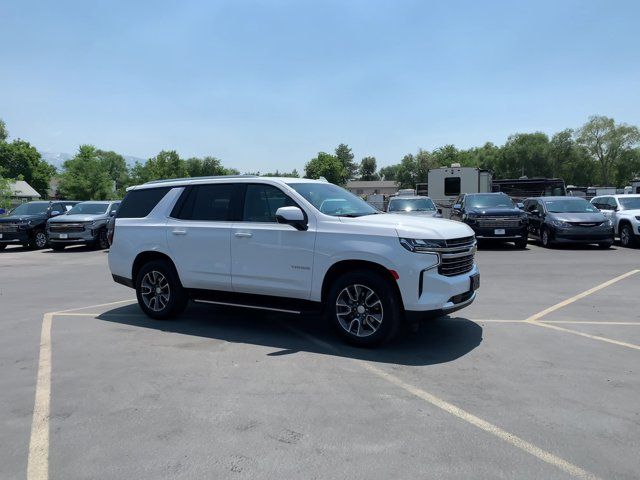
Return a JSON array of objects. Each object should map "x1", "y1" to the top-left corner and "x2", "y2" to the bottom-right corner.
[
  {"x1": 524, "y1": 197, "x2": 614, "y2": 249},
  {"x1": 46, "y1": 201, "x2": 120, "y2": 250}
]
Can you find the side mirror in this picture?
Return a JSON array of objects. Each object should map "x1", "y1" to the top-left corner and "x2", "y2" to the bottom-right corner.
[
  {"x1": 110, "y1": 210, "x2": 117, "y2": 217},
  {"x1": 50, "y1": 210, "x2": 61, "y2": 217},
  {"x1": 452, "y1": 204, "x2": 462, "y2": 212},
  {"x1": 517, "y1": 202, "x2": 524, "y2": 209},
  {"x1": 275, "y1": 206, "x2": 307, "y2": 231}
]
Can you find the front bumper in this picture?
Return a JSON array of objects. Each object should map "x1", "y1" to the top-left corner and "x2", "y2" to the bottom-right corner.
[
  {"x1": 0, "y1": 231, "x2": 29, "y2": 244},
  {"x1": 47, "y1": 230, "x2": 98, "y2": 245},
  {"x1": 551, "y1": 226, "x2": 614, "y2": 243},
  {"x1": 471, "y1": 225, "x2": 527, "y2": 240}
]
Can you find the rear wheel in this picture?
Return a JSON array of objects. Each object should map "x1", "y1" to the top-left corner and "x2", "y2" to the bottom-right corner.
[
  {"x1": 0, "y1": 244, "x2": 6, "y2": 250},
  {"x1": 326, "y1": 270, "x2": 401, "y2": 347},
  {"x1": 620, "y1": 224, "x2": 637, "y2": 248},
  {"x1": 28, "y1": 230, "x2": 48, "y2": 250},
  {"x1": 135, "y1": 259, "x2": 188, "y2": 320},
  {"x1": 541, "y1": 227, "x2": 553, "y2": 248}
]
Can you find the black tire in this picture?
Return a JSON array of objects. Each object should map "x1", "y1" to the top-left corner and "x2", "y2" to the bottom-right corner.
[
  {"x1": 325, "y1": 270, "x2": 402, "y2": 347},
  {"x1": 598, "y1": 242, "x2": 613, "y2": 249},
  {"x1": 50, "y1": 244, "x2": 66, "y2": 251},
  {"x1": 94, "y1": 229, "x2": 109, "y2": 250},
  {"x1": 514, "y1": 237, "x2": 528, "y2": 249},
  {"x1": 28, "y1": 230, "x2": 48, "y2": 250},
  {"x1": 620, "y1": 224, "x2": 637, "y2": 248},
  {"x1": 135, "y1": 259, "x2": 188, "y2": 320},
  {"x1": 0, "y1": 244, "x2": 7, "y2": 250},
  {"x1": 541, "y1": 227, "x2": 553, "y2": 248}
]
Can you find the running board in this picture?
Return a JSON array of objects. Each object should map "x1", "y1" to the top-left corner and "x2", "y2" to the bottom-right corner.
[{"x1": 193, "y1": 299, "x2": 301, "y2": 315}]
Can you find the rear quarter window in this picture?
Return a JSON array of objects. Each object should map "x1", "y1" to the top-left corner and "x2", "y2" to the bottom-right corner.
[{"x1": 117, "y1": 187, "x2": 171, "y2": 218}]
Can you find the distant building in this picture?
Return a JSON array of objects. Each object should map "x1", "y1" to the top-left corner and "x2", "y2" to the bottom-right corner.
[
  {"x1": 9, "y1": 180, "x2": 41, "y2": 203},
  {"x1": 346, "y1": 180, "x2": 398, "y2": 197}
]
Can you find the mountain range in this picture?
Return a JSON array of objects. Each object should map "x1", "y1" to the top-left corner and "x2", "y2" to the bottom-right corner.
[{"x1": 40, "y1": 151, "x2": 146, "y2": 170}]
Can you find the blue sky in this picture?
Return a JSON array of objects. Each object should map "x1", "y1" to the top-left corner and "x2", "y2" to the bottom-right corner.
[{"x1": 1, "y1": 0, "x2": 639, "y2": 172}]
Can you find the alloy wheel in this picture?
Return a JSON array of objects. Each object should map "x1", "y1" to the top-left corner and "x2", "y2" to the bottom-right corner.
[
  {"x1": 35, "y1": 232, "x2": 47, "y2": 249},
  {"x1": 621, "y1": 227, "x2": 630, "y2": 247},
  {"x1": 140, "y1": 271, "x2": 171, "y2": 312},
  {"x1": 335, "y1": 284, "x2": 384, "y2": 337}
]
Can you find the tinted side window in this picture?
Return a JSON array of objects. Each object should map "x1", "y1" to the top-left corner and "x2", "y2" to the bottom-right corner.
[
  {"x1": 117, "y1": 187, "x2": 171, "y2": 218},
  {"x1": 445, "y1": 177, "x2": 461, "y2": 196},
  {"x1": 606, "y1": 197, "x2": 618, "y2": 209},
  {"x1": 177, "y1": 184, "x2": 234, "y2": 221},
  {"x1": 243, "y1": 184, "x2": 295, "y2": 222}
]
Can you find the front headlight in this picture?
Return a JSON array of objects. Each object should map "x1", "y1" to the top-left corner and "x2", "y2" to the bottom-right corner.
[
  {"x1": 399, "y1": 238, "x2": 447, "y2": 253},
  {"x1": 551, "y1": 219, "x2": 571, "y2": 228},
  {"x1": 635, "y1": 216, "x2": 640, "y2": 221}
]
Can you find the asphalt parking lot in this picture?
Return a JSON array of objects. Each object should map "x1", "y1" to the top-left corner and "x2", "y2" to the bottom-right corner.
[{"x1": 1, "y1": 242, "x2": 639, "y2": 480}]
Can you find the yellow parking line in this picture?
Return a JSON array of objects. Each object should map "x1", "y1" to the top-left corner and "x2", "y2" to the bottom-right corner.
[
  {"x1": 281, "y1": 322, "x2": 600, "y2": 480},
  {"x1": 54, "y1": 298, "x2": 136, "y2": 314},
  {"x1": 528, "y1": 321, "x2": 640, "y2": 351},
  {"x1": 526, "y1": 270, "x2": 639, "y2": 322},
  {"x1": 27, "y1": 313, "x2": 52, "y2": 480}
]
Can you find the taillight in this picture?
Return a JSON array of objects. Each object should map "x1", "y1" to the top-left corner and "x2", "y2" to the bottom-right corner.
[{"x1": 107, "y1": 220, "x2": 115, "y2": 246}]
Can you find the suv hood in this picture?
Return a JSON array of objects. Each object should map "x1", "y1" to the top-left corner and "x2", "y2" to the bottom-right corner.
[
  {"x1": 467, "y1": 207, "x2": 522, "y2": 216},
  {"x1": 619, "y1": 208, "x2": 640, "y2": 217},
  {"x1": 0, "y1": 214, "x2": 44, "y2": 223},
  {"x1": 339, "y1": 213, "x2": 474, "y2": 240},
  {"x1": 548, "y1": 212, "x2": 606, "y2": 222},
  {"x1": 49, "y1": 214, "x2": 103, "y2": 223},
  {"x1": 389, "y1": 210, "x2": 439, "y2": 218}
]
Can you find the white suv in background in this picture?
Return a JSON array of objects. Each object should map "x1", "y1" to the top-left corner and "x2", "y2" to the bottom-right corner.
[
  {"x1": 591, "y1": 194, "x2": 640, "y2": 248},
  {"x1": 108, "y1": 176, "x2": 479, "y2": 347}
]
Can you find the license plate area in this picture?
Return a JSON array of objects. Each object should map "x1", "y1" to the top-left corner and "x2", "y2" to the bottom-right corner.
[
  {"x1": 470, "y1": 273, "x2": 480, "y2": 292},
  {"x1": 59, "y1": 233, "x2": 68, "y2": 239},
  {"x1": 494, "y1": 229, "x2": 505, "y2": 235}
]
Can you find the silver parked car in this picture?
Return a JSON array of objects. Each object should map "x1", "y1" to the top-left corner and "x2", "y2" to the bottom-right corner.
[
  {"x1": 46, "y1": 201, "x2": 120, "y2": 250},
  {"x1": 387, "y1": 195, "x2": 442, "y2": 217}
]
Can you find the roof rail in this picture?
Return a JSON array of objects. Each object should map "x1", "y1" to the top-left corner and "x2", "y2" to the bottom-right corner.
[{"x1": 144, "y1": 175, "x2": 258, "y2": 185}]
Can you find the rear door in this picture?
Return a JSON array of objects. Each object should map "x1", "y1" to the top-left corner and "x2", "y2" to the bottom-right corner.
[
  {"x1": 231, "y1": 183, "x2": 316, "y2": 299},
  {"x1": 166, "y1": 183, "x2": 236, "y2": 291}
]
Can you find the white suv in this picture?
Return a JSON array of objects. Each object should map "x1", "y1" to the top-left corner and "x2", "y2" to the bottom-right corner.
[
  {"x1": 591, "y1": 194, "x2": 640, "y2": 248},
  {"x1": 108, "y1": 176, "x2": 479, "y2": 346}
]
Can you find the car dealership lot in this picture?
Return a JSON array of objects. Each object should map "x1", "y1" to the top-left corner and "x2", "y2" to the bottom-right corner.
[{"x1": 1, "y1": 243, "x2": 639, "y2": 479}]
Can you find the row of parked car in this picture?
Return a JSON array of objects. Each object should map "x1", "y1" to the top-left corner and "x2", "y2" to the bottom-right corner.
[
  {"x1": 0, "y1": 200, "x2": 120, "y2": 250},
  {"x1": 387, "y1": 192, "x2": 640, "y2": 249}
]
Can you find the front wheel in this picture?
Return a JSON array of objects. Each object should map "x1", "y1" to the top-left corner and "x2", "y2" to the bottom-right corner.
[
  {"x1": 514, "y1": 237, "x2": 528, "y2": 249},
  {"x1": 0, "y1": 244, "x2": 7, "y2": 250},
  {"x1": 94, "y1": 229, "x2": 109, "y2": 250},
  {"x1": 620, "y1": 224, "x2": 637, "y2": 248},
  {"x1": 541, "y1": 227, "x2": 553, "y2": 248},
  {"x1": 135, "y1": 260, "x2": 188, "y2": 320},
  {"x1": 28, "y1": 230, "x2": 48, "y2": 250},
  {"x1": 326, "y1": 270, "x2": 401, "y2": 347}
]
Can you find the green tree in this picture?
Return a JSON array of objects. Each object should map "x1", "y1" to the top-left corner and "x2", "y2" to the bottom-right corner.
[
  {"x1": 0, "y1": 119, "x2": 8, "y2": 142},
  {"x1": 185, "y1": 156, "x2": 230, "y2": 177},
  {"x1": 576, "y1": 115, "x2": 640, "y2": 186},
  {"x1": 500, "y1": 133, "x2": 551, "y2": 179},
  {"x1": 0, "y1": 175, "x2": 12, "y2": 211},
  {"x1": 131, "y1": 150, "x2": 188, "y2": 184},
  {"x1": 431, "y1": 145, "x2": 460, "y2": 168},
  {"x1": 615, "y1": 148, "x2": 640, "y2": 187},
  {"x1": 379, "y1": 164, "x2": 400, "y2": 181},
  {"x1": 359, "y1": 156, "x2": 378, "y2": 180},
  {"x1": 0, "y1": 139, "x2": 56, "y2": 197},
  {"x1": 304, "y1": 152, "x2": 345, "y2": 185},
  {"x1": 96, "y1": 149, "x2": 129, "y2": 194},
  {"x1": 334, "y1": 143, "x2": 357, "y2": 181},
  {"x1": 59, "y1": 145, "x2": 113, "y2": 200}
]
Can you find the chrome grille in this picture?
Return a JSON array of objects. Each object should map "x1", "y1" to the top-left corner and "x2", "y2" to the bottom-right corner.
[
  {"x1": 438, "y1": 254, "x2": 475, "y2": 277},
  {"x1": 477, "y1": 217, "x2": 520, "y2": 228},
  {"x1": 445, "y1": 236, "x2": 475, "y2": 248},
  {"x1": 0, "y1": 224, "x2": 19, "y2": 233},
  {"x1": 569, "y1": 221, "x2": 603, "y2": 227},
  {"x1": 49, "y1": 223, "x2": 86, "y2": 233}
]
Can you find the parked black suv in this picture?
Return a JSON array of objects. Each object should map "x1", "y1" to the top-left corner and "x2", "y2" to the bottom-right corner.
[
  {"x1": 0, "y1": 200, "x2": 79, "y2": 250},
  {"x1": 450, "y1": 192, "x2": 528, "y2": 248}
]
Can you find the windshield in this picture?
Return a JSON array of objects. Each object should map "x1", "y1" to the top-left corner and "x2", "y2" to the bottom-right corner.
[
  {"x1": 544, "y1": 198, "x2": 599, "y2": 213},
  {"x1": 619, "y1": 197, "x2": 640, "y2": 210},
  {"x1": 67, "y1": 202, "x2": 109, "y2": 215},
  {"x1": 288, "y1": 183, "x2": 378, "y2": 217},
  {"x1": 388, "y1": 198, "x2": 435, "y2": 212},
  {"x1": 467, "y1": 195, "x2": 514, "y2": 209},
  {"x1": 10, "y1": 203, "x2": 48, "y2": 215}
]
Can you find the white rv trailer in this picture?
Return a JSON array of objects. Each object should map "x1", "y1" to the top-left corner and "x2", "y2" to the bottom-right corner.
[
  {"x1": 632, "y1": 179, "x2": 640, "y2": 194},
  {"x1": 427, "y1": 165, "x2": 492, "y2": 214}
]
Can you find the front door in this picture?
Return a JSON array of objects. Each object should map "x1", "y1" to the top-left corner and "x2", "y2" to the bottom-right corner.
[{"x1": 231, "y1": 184, "x2": 315, "y2": 299}]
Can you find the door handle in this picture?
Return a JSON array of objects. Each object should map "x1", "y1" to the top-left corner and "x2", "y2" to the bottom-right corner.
[
  {"x1": 172, "y1": 229, "x2": 187, "y2": 235},
  {"x1": 234, "y1": 232, "x2": 253, "y2": 238}
]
